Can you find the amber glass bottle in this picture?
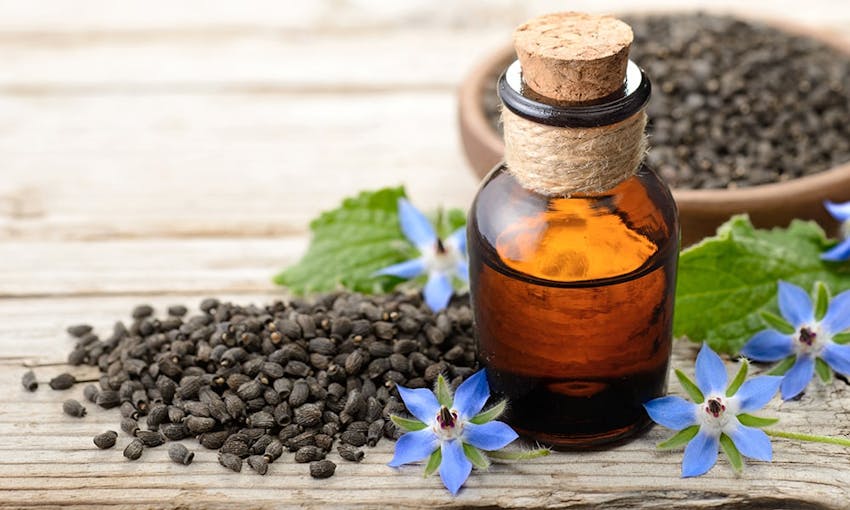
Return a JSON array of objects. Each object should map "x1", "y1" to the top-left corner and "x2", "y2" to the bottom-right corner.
[{"x1": 469, "y1": 13, "x2": 679, "y2": 448}]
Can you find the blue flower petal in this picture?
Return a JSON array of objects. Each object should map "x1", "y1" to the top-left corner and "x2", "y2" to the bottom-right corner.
[
  {"x1": 424, "y1": 272, "x2": 454, "y2": 312},
  {"x1": 728, "y1": 424, "x2": 772, "y2": 462},
  {"x1": 388, "y1": 428, "x2": 439, "y2": 467},
  {"x1": 452, "y1": 370, "x2": 490, "y2": 419},
  {"x1": 734, "y1": 375, "x2": 782, "y2": 413},
  {"x1": 821, "y1": 343, "x2": 850, "y2": 376},
  {"x1": 777, "y1": 281, "x2": 814, "y2": 328},
  {"x1": 643, "y1": 396, "x2": 697, "y2": 430},
  {"x1": 463, "y1": 421, "x2": 518, "y2": 451},
  {"x1": 740, "y1": 330, "x2": 794, "y2": 362},
  {"x1": 439, "y1": 439, "x2": 472, "y2": 496},
  {"x1": 448, "y1": 226, "x2": 467, "y2": 256},
  {"x1": 681, "y1": 431, "x2": 719, "y2": 478},
  {"x1": 398, "y1": 198, "x2": 437, "y2": 250},
  {"x1": 695, "y1": 344, "x2": 728, "y2": 395},
  {"x1": 397, "y1": 386, "x2": 441, "y2": 424},
  {"x1": 780, "y1": 355, "x2": 814, "y2": 400},
  {"x1": 821, "y1": 238, "x2": 850, "y2": 262},
  {"x1": 455, "y1": 259, "x2": 469, "y2": 283},
  {"x1": 825, "y1": 200, "x2": 850, "y2": 222},
  {"x1": 822, "y1": 288, "x2": 850, "y2": 335},
  {"x1": 373, "y1": 258, "x2": 427, "y2": 279}
]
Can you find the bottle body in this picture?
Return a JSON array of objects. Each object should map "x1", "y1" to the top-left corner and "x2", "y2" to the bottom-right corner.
[{"x1": 468, "y1": 163, "x2": 679, "y2": 448}]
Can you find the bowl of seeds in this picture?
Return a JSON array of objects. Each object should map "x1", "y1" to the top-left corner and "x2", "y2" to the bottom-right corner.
[{"x1": 458, "y1": 13, "x2": 850, "y2": 245}]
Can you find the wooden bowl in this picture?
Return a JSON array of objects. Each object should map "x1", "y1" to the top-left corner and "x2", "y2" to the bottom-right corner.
[{"x1": 458, "y1": 19, "x2": 850, "y2": 246}]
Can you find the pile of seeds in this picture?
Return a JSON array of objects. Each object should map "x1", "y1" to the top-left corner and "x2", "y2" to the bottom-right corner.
[
  {"x1": 483, "y1": 13, "x2": 850, "y2": 189},
  {"x1": 25, "y1": 292, "x2": 477, "y2": 477}
]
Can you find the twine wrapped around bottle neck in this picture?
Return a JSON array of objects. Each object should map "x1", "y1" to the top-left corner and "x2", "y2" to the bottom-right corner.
[{"x1": 502, "y1": 107, "x2": 648, "y2": 197}]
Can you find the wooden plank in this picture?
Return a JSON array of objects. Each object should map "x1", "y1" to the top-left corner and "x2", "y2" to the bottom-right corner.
[
  {"x1": 0, "y1": 307, "x2": 848, "y2": 508},
  {"x1": 0, "y1": 92, "x2": 480, "y2": 241}
]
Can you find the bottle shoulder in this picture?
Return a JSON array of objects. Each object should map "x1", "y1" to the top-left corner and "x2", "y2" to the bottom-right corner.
[{"x1": 469, "y1": 163, "x2": 679, "y2": 283}]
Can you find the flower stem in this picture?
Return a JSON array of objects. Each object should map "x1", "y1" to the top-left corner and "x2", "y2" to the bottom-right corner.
[{"x1": 764, "y1": 429, "x2": 850, "y2": 447}]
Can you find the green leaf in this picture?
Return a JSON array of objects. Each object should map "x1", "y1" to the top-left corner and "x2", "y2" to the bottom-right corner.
[
  {"x1": 423, "y1": 448, "x2": 442, "y2": 477},
  {"x1": 470, "y1": 400, "x2": 508, "y2": 425},
  {"x1": 758, "y1": 311, "x2": 795, "y2": 335},
  {"x1": 813, "y1": 281, "x2": 831, "y2": 321},
  {"x1": 815, "y1": 357, "x2": 833, "y2": 383},
  {"x1": 273, "y1": 187, "x2": 419, "y2": 294},
  {"x1": 435, "y1": 207, "x2": 467, "y2": 240},
  {"x1": 768, "y1": 356, "x2": 797, "y2": 375},
  {"x1": 463, "y1": 443, "x2": 491, "y2": 470},
  {"x1": 726, "y1": 360, "x2": 749, "y2": 397},
  {"x1": 390, "y1": 414, "x2": 427, "y2": 432},
  {"x1": 675, "y1": 215, "x2": 850, "y2": 354},
  {"x1": 675, "y1": 369, "x2": 705, "y2": 404},
  {"x1": 833, "y1": 332, "x2": 850, "y2": 345},
  {"x1": 657, "y1": 425, "x2": 699, "y2": 450},
  {"x1": 719, "y1": 433, "x2": 743, "y2": 473},
  {"x1": 435, "y1": 374, "x2": 453, "y2": 408},
  {"x1": 736, "y1": 413, "x2": 779, "y2": 428}
]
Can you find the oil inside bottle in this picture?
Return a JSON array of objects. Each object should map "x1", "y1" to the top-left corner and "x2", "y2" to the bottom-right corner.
[{"x1": 469, "y1": 164, "x2": 679, "y2": 448}]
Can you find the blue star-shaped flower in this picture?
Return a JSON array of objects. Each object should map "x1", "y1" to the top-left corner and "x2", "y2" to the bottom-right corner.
[
  {"x1": 822, "y1": 200, "x2": 850, "y2": 261},
  {"x1": 388, "y1": 370, "x2": 518, "y2": 495},
  {"x1": 374, "y1": 198, "x2": 468, "y2": 311},
  {"x1": 741, "y1": 281, "x2": 850, "y2": 400},
  {"x1": 644, "y1": 344, "x2": 782, "y2": 477}
]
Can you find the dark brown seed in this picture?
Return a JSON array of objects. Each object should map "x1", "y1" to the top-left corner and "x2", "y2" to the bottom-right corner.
[
  {"x1": 186, "y1": 416, "x2": 216, "y2": 435},
  {"x1": 136, "y1": 430, "x2": 165, "y2": 447},
  {"x1": 96, "y1": 390, "x2": 121, "y2": 409},
  {"x1": 309, "y1": 337, "x2": 336, "y2": 355},
  {"x1": 286, "y1": 430, "x2": 316, "y2": 452},
  {"x1": 132, "y1": 304, "x2": 154, "y2": 319},
  {"x1": 177, "y1": 376, "x2": 203, "y2": 400},
  {"x1": 343, "y1": 390, "x2": 365, "y2": 417},
  {"x1": 21, "y1": 371, "x2": 38, "y2": 392},
  {"x1": 337, "y1": 444, "x2": 364, "y2": 462},
  {"x1": 344, "y1": 350, "x2": 366, "y2": 376},
  {"x1": 393, "y1": 339, "x2": 418, "y2": 355},
  {"x1": 220, "y1": 438, "x2": 250, "y2": 458},
  {"x1": 200, "y1": 298, "x2": 220, "y2": 313},
  {"x1": 367, "y1": 419, "x2": 385, "y2": 447},
  {"x1": 340, "y1": 430, "x2": 367, "y2": 447},
  {"x1": 146, "y1": 404, "x2": 168, "y2": 429},
  {"x1": 314, "y1": 433, "x2": 334, "y2": 451},
  {"x1": 309, "y1": 459, "x2": 336, "y2": 479},
  {"x1": 168, "y1": 305, "x2": 188, "y2": 317},
  {"x1": 168, "y1": 443, "x2": 194, "y2": 465},
  {"x1": 67, "y1": 347, "x2": 87, "y2": 366},
  {"x1": 373, "y1": 322, "x2": 394, "y2": 340},
  {"x1": 62, "y1": 399, "x2": 87, "y2": 418},
  {"x1": 49, "y1": 373, "x2": 77, "y2": 390},
  {"x1": 278, "y1": 423, "x2": 303, "y2": 442},
  {"x1": 123, "y1": 438, "x2": 144, "y2": 460},
  {"x1": 82, "y1": 384, "x2": 99, "y2": 403},
  {"x1": 247, "y1": 455, "x2": 269, "y2": 475},
  {"x1": 294, "y1": 403, "x2": 322, "y2": 428},
  {"x1": 264, "y1": 439, "x2": 284, "y2": 462},
  {"x1": 284, "y1": 360, "x2": 311, "y2": 378},
  {"x1": 224, "y1": 393, "x2": 246, "y2": 420},
  {"x1": 218, "y1": 452, "x2": 242, "y2": 472},
  {"x1": 236, "y1": 380, "x2": 262, "y2": 401},
  {"x1": 184, "y1": 401, "x2": 210, "y2": 418},
  {"x1": 289, "y1": 381, "x2": 310, "y2": 408},
  {"x1": 161, "y1": 423, "x2": 188, "y2": 441},
  {"x1": 120, "y1": 401, "x2": 139, "y2": 420},
  {"x1": 199, "y1": 430, "x2": 230, "y2": 450},
  {"x1": 120, "y1": 417, "x2": 139, "y2": 436},
  {"x1": 247, "y1": 411, "x2": 275, "y2": 429},
  {"x1": 93, "y1": 430, "x2": 118, "y2": 449},
  {"x1": 294, "y1": 445, "x2": 326, "y2": 463},
  {"x1": 67, "y1": 324, "x2": 93, "y2": 337}
]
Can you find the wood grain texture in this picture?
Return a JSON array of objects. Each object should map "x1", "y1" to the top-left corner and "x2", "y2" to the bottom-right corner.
[{"x1": 2, "y1": 0, "x2": 850, "y2": 507}]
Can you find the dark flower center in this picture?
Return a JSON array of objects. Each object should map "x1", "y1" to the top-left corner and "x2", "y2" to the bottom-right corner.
[
  {"x1": 705, "y1": 397, "x2": 726, "y2": 418},
  {"x1": 799, "y1": 327, "x2": 817, "y2": 346},
  {"x1": 435, "y1": 238, "x2": 446, "y2": 255},
  {"x1": 437, "y1": 406, "x2": 457, "y2": 429}
]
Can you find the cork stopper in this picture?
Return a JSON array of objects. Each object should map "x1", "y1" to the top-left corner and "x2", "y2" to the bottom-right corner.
[{"x1": 513, "y1": 12, "x2": 633, "y2": 102}]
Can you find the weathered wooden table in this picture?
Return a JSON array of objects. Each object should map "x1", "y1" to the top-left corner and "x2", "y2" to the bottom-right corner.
[{"x1": 2, "y1": 2, "x2": 850, "y2": 508}]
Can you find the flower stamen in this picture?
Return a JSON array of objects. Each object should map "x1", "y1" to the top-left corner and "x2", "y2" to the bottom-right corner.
[
  {"x1": 705, "y1": 397, "x2": 726, "y2": 418},
  {"x1": 799, "y1": 327, "x2": 817, "y2": 346}
]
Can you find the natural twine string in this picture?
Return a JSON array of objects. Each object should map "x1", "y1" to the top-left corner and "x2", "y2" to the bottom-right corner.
[{"x1": 502, "y1": 108, "x2": 648, "y2": 196}]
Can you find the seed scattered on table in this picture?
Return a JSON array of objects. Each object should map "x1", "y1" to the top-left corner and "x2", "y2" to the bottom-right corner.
[
  {"x1": 43, "y1": 292, "x2": 477, "y2": 479},
  {"x1": 21, "y1": 371, "x2": 38, "y2": 392},
  {"x1": 168, "y1": 443, "x2": 194, "y2": 465},
  {"x1": 93, "y1": 431, "x2": 118, "y2": 450},
  {"x1": 62, "y1": 399, "x2": 87, "y2": 418},
  {"x1": 310, "y1": 459, "x2": 336, "y2": 479},
  {"x1": 49, "y1": 373, "x2": 77, "y2": 390}
]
